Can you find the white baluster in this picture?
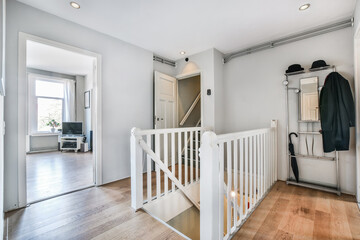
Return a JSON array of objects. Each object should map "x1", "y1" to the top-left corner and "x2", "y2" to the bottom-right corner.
[
  {"x1": 233, "y1": 139, "x2": 238, "y2": 226},
  {"x1": 155, "y1": 133, "x2": 161, "y2": 199},
  {"x1": 178, "y1": 132, "x2": 182, "y2": 185},
  {"x1": 219, "y1": 142, "x2": 224, "y2": 239},
  {"x1": 146, "y1": 134, "x2": 152, "y2": 202},
  {"x1": 190, "y1": 131, "x2": 194, "y2": 183},
  {"x1": 253, "y1": 135, "x2": 257, "y2": 205},
  {"x1": 244, "y1": 136, "x2": 248, "y2": 215},
  {"x1": 227, "y1": 141, "x2": 232, "y2": 233},
  {"x1": 260, "y1": 133, "x2": 264, "y2": 197},
  {"x1": 164, "y1": 133, "x2": 168, "y2": 195},
  {"x1": 262, "y1": 133, "x2": 265, "y2": 194},
  {"x1": 256, "y1": 134, "x2": 261, "y2": 201},
  {"x1": 185, "y1": 131, "x2": 188, "y2": 186},
  {"x1": 196, "y1": 130, "x2": 199, "y2": 181},
  {"x1": 239, "y1": 138, "x2": 244, "y2": 220},
  {"x1": 249, "y1": 136, "x2": 253, "y2": 209},
  {"x1": 171, "y1": 132, "x2": 175, "y2": 192}
]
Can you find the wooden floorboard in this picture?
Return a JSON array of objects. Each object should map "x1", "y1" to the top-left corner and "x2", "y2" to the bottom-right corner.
[
  {"x1": 233, "y1": 181, "x2": 360, "y2": 240},
  {"x1": 5, "y1": 178, "x2": 184, "y2": 240},
  {"x1": 7, "y1": 176, "x2": 360, "y2": 240},
  {"x1": 26, "y1": 151, "x2": 94, "y2": 202}
]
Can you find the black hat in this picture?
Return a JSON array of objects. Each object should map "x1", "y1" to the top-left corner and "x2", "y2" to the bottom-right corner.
[
  {"x1": 286, "y1": 64, "x2": 304, "y2": 74},
  {"x1": 310, "y1": 60, "x2": 329, "y2": 69}
]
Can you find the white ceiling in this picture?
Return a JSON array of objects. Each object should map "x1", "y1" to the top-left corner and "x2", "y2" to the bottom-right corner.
[
  {"x1": 27, "y1": 40, "x2": 94, "y2": 76},
  {"x1": 18, "y1": 0, "x2": 356, "y2": 60}
]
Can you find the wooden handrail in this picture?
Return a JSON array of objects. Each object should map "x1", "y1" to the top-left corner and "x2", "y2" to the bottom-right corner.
[{"x1": 179, "y1": 92, "x2": 201, "y2": 126}]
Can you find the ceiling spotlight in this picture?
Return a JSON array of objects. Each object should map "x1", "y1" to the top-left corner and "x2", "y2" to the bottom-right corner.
[
  {"x1": 299, "y1": 4, "x2": 310, "y2": 11},
  {"x1": 70, "y1": 2, "x2": 80, "y2": 9},
  {"x1": 180, "y1": 51, "x2": 186, "y2": 55}
]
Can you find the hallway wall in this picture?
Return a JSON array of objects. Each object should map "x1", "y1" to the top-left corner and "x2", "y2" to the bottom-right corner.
[
  {"x1": 176, "y1": 48, "x2": 224, "y2": 133},
  {"x1": 5, "y1": 0, "x2": 153, "y2": 211},
  {"x1": 222, "y1": 28, "x2": 355, "y2": 194}
]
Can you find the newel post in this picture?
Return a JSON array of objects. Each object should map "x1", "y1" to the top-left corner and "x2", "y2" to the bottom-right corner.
[
  {"x1": 271, "y1": 120, "x2": 278, "y2": 181},
  {"x1": 200, "y1": 131, "x2": 220, "y2": 240},
  {"x1": 131, "y1": 127, "x2": 143, "y2": 211}
]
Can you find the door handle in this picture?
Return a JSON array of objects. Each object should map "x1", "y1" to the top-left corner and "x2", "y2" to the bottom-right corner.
[{"x1": 155, "y1": 117, "x2": 164, "y2": 121}]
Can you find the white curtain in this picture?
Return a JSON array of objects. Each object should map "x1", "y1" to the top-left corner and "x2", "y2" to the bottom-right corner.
[{"x1": 64, "y1": 80, "x2": 76, "y2": 122}]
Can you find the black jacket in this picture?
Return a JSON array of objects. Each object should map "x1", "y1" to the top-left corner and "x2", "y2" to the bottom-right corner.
[{"x1": 319, "y1": 72, "x2": 355, "y2": 153}]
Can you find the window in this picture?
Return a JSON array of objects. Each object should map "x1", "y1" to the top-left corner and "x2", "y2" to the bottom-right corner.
[{"x1": 33, "y1": 79, "x2": 65, "y2": 133}]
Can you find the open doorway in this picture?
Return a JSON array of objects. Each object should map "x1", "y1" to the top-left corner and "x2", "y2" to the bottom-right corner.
[
  {"x1": 18, "y1": 33, "x2": 102, "y2": 205},
  {"x1": 154, "y1": 72, "x2": 202, "y2": 129},
  {"x1": 178, "y1": 75, "x2": 201, "y2": 128}
]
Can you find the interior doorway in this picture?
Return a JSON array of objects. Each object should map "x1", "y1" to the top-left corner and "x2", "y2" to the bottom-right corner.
[
  {"x1": 178, "y1": 75, "x2": 201, "y2": 128},
  {"x1": 154, "y1": 71, "x2": 202, "y2": 129},
  {"x1": 18, "y1": 33, "x2": 102, "y2": 206}
]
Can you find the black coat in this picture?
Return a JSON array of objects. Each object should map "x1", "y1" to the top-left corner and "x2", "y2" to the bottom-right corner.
[{"x1": 319, "y1": 72, "x2": 355, "y2": 153}]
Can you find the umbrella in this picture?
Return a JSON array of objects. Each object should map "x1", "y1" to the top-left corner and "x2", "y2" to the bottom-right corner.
[{"x1": 289, "y1": 132, "x2": 299, "y2": 182}]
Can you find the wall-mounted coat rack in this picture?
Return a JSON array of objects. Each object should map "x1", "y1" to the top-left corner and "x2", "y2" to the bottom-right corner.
[{"x1": 283, "y1": 65, "x2": 341, "y2": 195}]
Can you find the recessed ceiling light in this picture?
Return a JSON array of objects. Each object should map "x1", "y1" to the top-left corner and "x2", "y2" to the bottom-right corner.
[
  {"x1": 180, "y1": 51, "x2": 186, "y2": 55},
  {"x1": 299, "y1": 3, "x2": 310, "y2": 11},
  {"x1": 70, "y1": 2, "x2": 80, "y2": 9}
]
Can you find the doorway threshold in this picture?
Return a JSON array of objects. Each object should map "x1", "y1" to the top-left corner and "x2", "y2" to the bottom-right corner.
[{"x1": 26, "y1": 184, "x2": 95, "y2": 206}]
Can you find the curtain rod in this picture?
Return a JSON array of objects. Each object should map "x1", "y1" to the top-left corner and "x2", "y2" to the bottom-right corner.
[
  {"x1": 224, "y1": 18, "x2": 354, "y2": 63},
  {"x1": 153, "y1": 55, "x2": 176, "y2": 67}
]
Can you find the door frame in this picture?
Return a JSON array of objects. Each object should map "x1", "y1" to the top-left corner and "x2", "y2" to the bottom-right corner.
[
  {"x1": 354, "y1": 25, "x2": 360, "y2": 204},
  {"x1": 18, "y1": 32, "x2": 103, "y2": 207}
]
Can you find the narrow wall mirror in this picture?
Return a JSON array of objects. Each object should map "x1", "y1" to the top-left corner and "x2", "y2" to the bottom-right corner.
[{"x1": 300, "y1": 77, "x2": 319, "y2": 121}]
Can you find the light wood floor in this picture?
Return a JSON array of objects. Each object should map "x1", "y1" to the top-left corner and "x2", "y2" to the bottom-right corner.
[
  {"x1": 5, "y1": 178, "x2": 183, "y2": 240},
  {"x1": 7, "y1": 175, "x2": 360, "y2": 240},
  {"x1": 26, "y1": 151, "x2": 94, "y2": 202},
  {"x1": 233, "y1": 181, "x2": 360, "y2": 240}
]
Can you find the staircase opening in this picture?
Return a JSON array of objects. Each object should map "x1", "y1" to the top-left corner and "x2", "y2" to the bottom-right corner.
[{"x1": 131, "y1": 121, "x2": 278, "y2": 240}]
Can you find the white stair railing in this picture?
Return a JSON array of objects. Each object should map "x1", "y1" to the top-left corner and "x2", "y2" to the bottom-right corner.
[
  {"x1": 131, "y1": 126, "x2": 211, "y2": 211},
  {"x1": 199, "y1": 120, "x2": 278, "y2": 240}
]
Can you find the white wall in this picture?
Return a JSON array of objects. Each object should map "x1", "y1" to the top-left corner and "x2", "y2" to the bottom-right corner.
[
  {"x1": 214, "y1": 49, "x2": 224, "y2": 133},
  {"x1": 353, "y1": 0, "x2": 360, "y2": 201},
  {"x1": 5, "y1": 0, "x2": 153, "y2": 211},
  {"x1": 176, "y1": 48, "x2": 223, "y2": 132},
  {"x1": 153, "y1": 61, "x2": 176, "y2": 77},
  {"x1": 0, "y1": 0, "x2": 5, "y2": 235},
  {"x1": 0, "y1": 95, "x2": 4, "y2": 238},
  {"x1": 223, "y1": 28, "x2": 356, "y2": 194},
  {"x1": 354, "y1": 2, "x2": 360, "y2": 36}
]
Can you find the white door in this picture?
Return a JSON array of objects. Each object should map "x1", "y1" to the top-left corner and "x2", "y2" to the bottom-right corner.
[{"x1": 154, "y1": 71, "x2": 177, "y2": 129}]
